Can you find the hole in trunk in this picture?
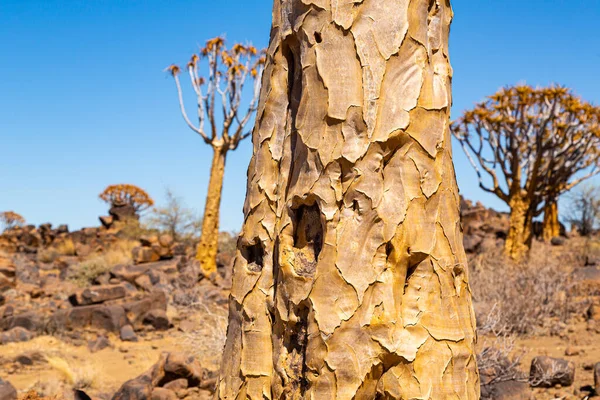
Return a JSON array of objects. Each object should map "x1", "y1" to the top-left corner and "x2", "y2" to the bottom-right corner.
[
  {"x1": 241, "y1": 242, "x2": 264, "y2": 273},
  {"x1": 291, "y1": 204, "x2": 323, "y2": 277}
]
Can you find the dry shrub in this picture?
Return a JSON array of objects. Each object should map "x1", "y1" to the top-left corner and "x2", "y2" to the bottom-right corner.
[
  {"x1": 45, "y1": 356, "x2": 96, "y2": 390},
  {"x1": 37, "y1": 248, "x2": 60, "y2": 264},
  {"x1": 180, "y1": 293, "x2": 228, "y2": 370},
  {"x1": 54, "y1": 239, "x2": 76, "y2": 256},
  {"x1": 477, "y1": 308, "x2": 527, "y2": 392},
  {"x1": 68, "y1": 240, "x2": 136, "y2": 286},
  {"x1": 470, "y1": 242, "x2": 588, "y2": 335}
]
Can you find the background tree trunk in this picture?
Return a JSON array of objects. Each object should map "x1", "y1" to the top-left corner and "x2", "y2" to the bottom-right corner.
[
  {"x1": 196, "y1": 145, "x2": 226, "y2": 275},
  {"x1": 505, "y1": 192, "x2": 534, "y2": 260},
  {"x1": 218, "y1": 1, "x2": 479, "y2": 398},
  {"x1": 542, "y1": 198, "x2": 560, "y2": 241}
]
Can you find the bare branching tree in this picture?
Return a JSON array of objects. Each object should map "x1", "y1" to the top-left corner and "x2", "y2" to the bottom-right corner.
[
  {"x1": 565, "y1": 184, "x2": 600, "y2": 236},
  {"x1": 167, "y1": 37, "x2": 265, "y2": 275},
  {"x1": 452, "y1": 85, "x2": 600, "y2": 259},
  {"x1": 146, "y1": 189, "x2": 202, "y2": 243}
]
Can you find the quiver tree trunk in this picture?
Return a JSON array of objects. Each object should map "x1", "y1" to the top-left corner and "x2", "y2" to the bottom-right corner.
[
  {"x1": 504, "y1": 191, "x2": 534, "y2": 260},
  {"x1": 542, "y1": 198, "x2": 560, "y2": 241},
  {"x1": 218, "y1": 1, "x2": 479, "y2": 399},
  {"x1": 196, "y1": 145, "x2": 227, "y2": 275}
]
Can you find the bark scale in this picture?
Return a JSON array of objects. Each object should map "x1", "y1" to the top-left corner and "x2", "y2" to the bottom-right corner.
[
  {"x1": 196, "y1": 146, "x2": 227, "y2": 275},
  {"x1": 218, "y1": 1, "x2": 479, "y2": 399}
]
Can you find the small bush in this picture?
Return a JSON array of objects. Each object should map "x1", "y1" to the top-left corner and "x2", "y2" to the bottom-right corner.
[
  {"x1": 68, "y1": 240, "x2": 135, "y2": 286},
  {"x1": 54, "y1": 239, "x2": 76, "y2": 256},
  {"x1": 470, "y1": 242, "x2": 589, "y2": 335},
  {"x1": 37, "y1": 248, "x2": 60, "y2": 264}
]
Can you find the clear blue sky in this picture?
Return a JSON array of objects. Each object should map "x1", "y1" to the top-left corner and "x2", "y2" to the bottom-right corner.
[{"x1": 1, "y1": 0, "x2": 599, "y2": 231}]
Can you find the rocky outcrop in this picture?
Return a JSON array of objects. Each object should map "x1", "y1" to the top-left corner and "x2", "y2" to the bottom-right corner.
[
  {"x1": 112, "y1": 352, "x2": 214, "y2": 400},
  {"x1": 132, "y1": 235, "x2": 175, "y2": 264}
]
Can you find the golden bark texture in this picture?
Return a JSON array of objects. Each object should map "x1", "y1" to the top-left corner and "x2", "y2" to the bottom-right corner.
[
  {"x1": 218, "y1": 0, "x2": 479, "y2": 399},
  {"x1": 542, "y1": 200, "x2": 560, "y2": 242},
  {"x1": 196, "y1": 146, "x2": 227, "y2": 275},
  {"x1": 504, "y1": 192, "x2": 533, "y2": 261}
]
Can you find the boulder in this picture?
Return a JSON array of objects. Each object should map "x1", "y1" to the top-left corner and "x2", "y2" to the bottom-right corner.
[
  {"x1": 112, "y1": 352, "x2": 206, "y2": 400},
  {"x1": 88, "y1": 335, "x2": 111, "y2": 353},
  {"x1": 123, "y1": 291, "x2": 168, "y2": 326},
  {"x1": 69, "y1": 285, "x2": 127, "y2": 306},
  {"x1": 0, "y1": 378, "x2": 17, "y2": 400},
  {"x1": 132, "y1": 247, "x2": 161, "y2": 264},
  {"x1": 99, "y1": 215, "x2": 114, "y2": 229},
  {"x1": 151, "y1": 388, "x2": 177, "y2": 400},
  {"x1": 529, "y1": 356, "x2": 575, "y2": 388},
  {"x1": 120, "y1": 324, "x2": 138, "y2": 342},
  {"x1": 112, "y1": 374, "x2": 153, "y2": 400},
  {"x1": 551, "y1": 237, "x2": 566, "y2": 246},
  {"x1": 143, "y1": 310, "x2": 170, "y2": 331},
  {"x1": 0, "y1": 327, "x2": 34, "y2": 344},
  {"x1": 91, "y1": 305, "x2": 127, "y2": 332},
  {"x1": 164, "y1": 353, "x2": 203, "y2": 387},
  {"x1": 588, "y1": 304, "x2": 600, "y2": 321},
  {"x1": 158, "y1": 235, "x2": 174, "y2": 248},
  {"x1": 481, "y1": 380, "x2": 532, "y2": 400},
  {"x1": 109, "y1": 204, "x2": 138, "y2": 222}
]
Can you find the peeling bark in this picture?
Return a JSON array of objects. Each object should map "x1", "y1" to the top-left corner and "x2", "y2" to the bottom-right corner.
[{"x1": 218, "y1": 0, "x2": 479, "y2": 398}]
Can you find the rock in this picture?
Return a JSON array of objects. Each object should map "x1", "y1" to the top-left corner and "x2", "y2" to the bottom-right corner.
[
  {"x1": 140, "y1": 235, "x2": 159, "y2": 247},
  {"x1": 99, "y1": 215, "x2": 114, "y2": 228},
  {"x1": 588, "y1": 304, "x2": 600, "y2": 321},
  {"x1": 92, "y1": 305, "x2": 127, "y2": 332},
  {"x1": 134, "y1": 274, "x2": 154, "y2": 291},
  {"x1": 151, "y1": 388, "x2": 177, "y2": 400},
  {"x1": 565, "y1": 347, "x2": 580, "y2": 356},
  {"x1": 530, "y1": 356, "x2": 575, "y2": 388},
  {"x1": 0, "y1": 378, "x2": 17, "y2": 400},
  {"x1": 164, "y1": 353, "x2": 203, "y2": 386},
  {"x1": 595, "y1": 363, "x2": 600, "y2": 393},
  {"x1": 0, "y1": 260, "x2": 16, "y2": 279},
  {"x1": 109, "y1": 204, "x2": 138, "y2": 222},
  {"x1": 143, "y1": 310, "x2": 170, "y2": 331},
  {"x1": 74, "y1": 243, "x2": 92, "y2": 257},
  {"x1": 551, "y1": 237, "x2": 566, "y2": 246},
  {"x1": 69, "y1": 285, "x2": 127, "y2": 306},
  {"x1": 481, "y1": 380, "x2": 532, "y2": 400},
  {"x1": 112, "y1": 374, "x2": 153, "y2": 400},
  {"x1": 132, "y1": 247, "x2": 161, "y2": 264},
  {"x1": 88, "y1": 335, "x2": 111, "y2": 353},
  {"x1": 0, "y1": 327, "x2": 34, "y2": 344},
  {"x1": 162, "y1": 379, "x2": 188, "y2": 392},
  {"x1": 123, "y1": 291, "x2": 168, "y2": 325},
  {"x1": 120, "y1": 325, "x2": 138, "y2": 342},
  {"x1": 158, "y1": 235, "x2": 174, "y2": 248},
  {"x1": 8, "y1": 311, "x2": 44, "y2": 332},
  {"x1": 56, "y1": 224, "x2": 69, "y2": 234}
]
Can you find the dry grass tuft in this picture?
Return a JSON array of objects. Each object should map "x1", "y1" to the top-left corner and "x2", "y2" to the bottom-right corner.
[
  {"x1": 471, "y1": 241, "x2": 591, "y2": 336},
  {"x1": 181, "y1": 297, "x2": 228, "y2": 370},
  {"x1": 68, "y1": 240, "x2": 136, "y2": 286}
]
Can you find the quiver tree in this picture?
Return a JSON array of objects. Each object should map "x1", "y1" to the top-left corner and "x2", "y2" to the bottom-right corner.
[
  {"x1": 168, "y1": 38, "x2": 266, "y2": 276},
  {"x1": 99, "y1": 184, "x2": 154, "y2": 220},
  {"x1": 0, "y1": 211, "x2": 25, "y2": 232},
  {"x1": 452, "y1": 86, "x2": 600, "y2": 259},
  {"x1": 538, "y1": 98, "x2": 600, "y2": 240},
  {"x1": 218, "y1": 1, "x2": 479, "y2": 399}
]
